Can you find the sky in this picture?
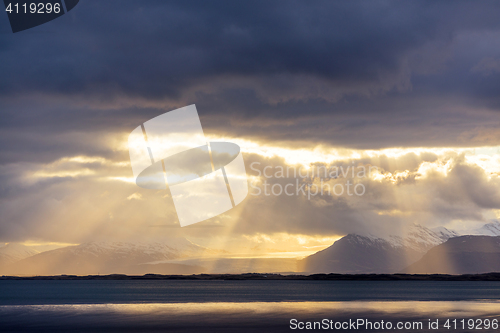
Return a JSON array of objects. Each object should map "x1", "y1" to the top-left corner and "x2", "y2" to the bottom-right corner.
[{"x1": 2, "y1": 1, "x2": 500, "y2": 256}]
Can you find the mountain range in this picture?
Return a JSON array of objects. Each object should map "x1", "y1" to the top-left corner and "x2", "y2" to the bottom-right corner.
[
  {"x1": 301, "y1": 221, "x2": 500, "y2": 274},
  {"x1": 0, "y1": 238, "x2": 298, "y2": 275},
  {"x1": 2, "y1": 239, "x2": 208, "y2": 276},
  {"x1": 299, "y1": 224, "x2": 459, "y2": 274},
  {"x1": 406, "y1": 235, "x2": 500, "y2": 274},
  {"x1": 2, "y1": 221, "x2": 500, "y2": 276}
]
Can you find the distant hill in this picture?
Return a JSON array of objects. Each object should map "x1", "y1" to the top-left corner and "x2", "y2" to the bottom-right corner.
[
  {"x1": 3, "y1": 239, "x2": 207, "y2": 276},
  {"x1": 299, "y1": 224, "x2": 458, "y2": 274},
  {"x1": 405, "y1": 235, "x2": 500, "y2": 274},
  {"x1": 0, "y1": 243, "x2": 39, "y2": 266}
]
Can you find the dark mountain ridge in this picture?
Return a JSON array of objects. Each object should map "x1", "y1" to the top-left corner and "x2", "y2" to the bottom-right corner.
[{"x1": 405, "y1": 235, "x2": 500, "y2": 274}]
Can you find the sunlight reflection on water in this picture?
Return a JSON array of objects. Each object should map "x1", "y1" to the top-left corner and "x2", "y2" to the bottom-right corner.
[{"x1": 1, "y1": 301, "x2": 500, "y2": 332}]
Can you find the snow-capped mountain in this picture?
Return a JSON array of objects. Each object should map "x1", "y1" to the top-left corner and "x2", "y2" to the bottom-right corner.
[
  {"x1": 0, "y1": 243, "x2": 39, "y2": 265},
  {"x1": 300, "y1": 224, "x2": 459, "y2": 274},
  {"x1": 431, "y1": 226, "x2": 461, "y2": 240},
  {"x1": 3, "y1": 238, "x2": 209, "y2": 276},
  {"x1": 299, "y1": 234, "x2": 422, "y2": 274},
  {"x1": 64, "y1": 239, "x2": 206, "y2": 262},
  {"x1": 471, "y1": 220, "x2": 500, "y2": 236},
  {"x1": 386, "y1": 224, "x2": 459, "y2": 253}
]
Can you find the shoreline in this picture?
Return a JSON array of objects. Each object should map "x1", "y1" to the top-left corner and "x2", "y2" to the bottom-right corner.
[{"x1": 2, "y1": 272, "x2": 500, "y2": 281}]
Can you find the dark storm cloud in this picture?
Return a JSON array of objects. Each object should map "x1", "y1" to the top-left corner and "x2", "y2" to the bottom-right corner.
[
  {"x1": 0, "y1": 0, "x2": 439, "y2": 97},
  {"x1": 0, "y1": 0, "x2": 500, "y2": 156},
  {"x1": 0, "y1": 2, "x2": 498, "y2": 111}
]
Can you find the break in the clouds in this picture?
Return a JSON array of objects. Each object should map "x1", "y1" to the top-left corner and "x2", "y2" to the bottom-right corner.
[
  {"x1": 2, "y1": 1, "x2": 500, "y2": 249},
  {"x1": 2, "y1": 144, "x2": 500, "y2": 245}
]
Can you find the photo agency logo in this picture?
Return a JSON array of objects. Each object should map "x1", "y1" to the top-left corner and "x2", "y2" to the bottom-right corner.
[
  {"x1": 248, "y1": 163, "x2": 377, "y2": 200},
  {"x1": 128, "y1": 105, "x2": 249, "y2": 227},
  {"x1": 3, "y1": 0, "x2": 79, "y2": 33}
]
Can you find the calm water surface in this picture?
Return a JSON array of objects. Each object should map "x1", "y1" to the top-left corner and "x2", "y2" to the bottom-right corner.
[
  {"x1": 0, "y1": 280, "x2": 500, "y2": 304},
  {"x1": 1, "y1": 281, "x2": 500, "y2": 332}
]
